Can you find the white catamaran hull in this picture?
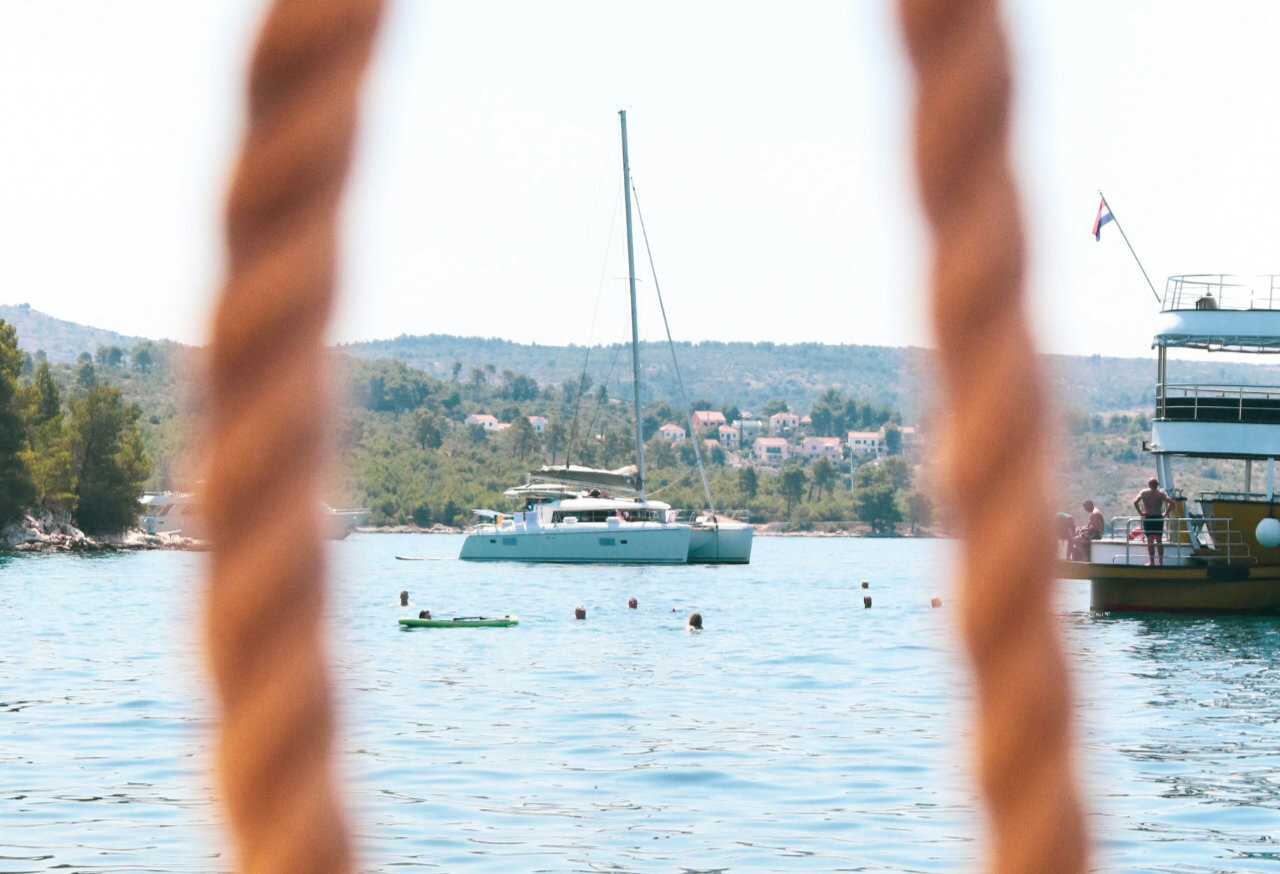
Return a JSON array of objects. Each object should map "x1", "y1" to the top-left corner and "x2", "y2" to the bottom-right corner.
[
  {"x1": 687, "y1": 520, "x2": 753, "y2": 564},
  {"x1": 460, "y1": 522, "x2": 690, "y2": 563}
]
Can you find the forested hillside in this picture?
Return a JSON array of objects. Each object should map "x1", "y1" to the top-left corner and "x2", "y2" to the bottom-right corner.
[
  {"x1": 4, "y1": 306, "x2": 1274, "y2": 533},
  {"x1": 338, "y1": 334, "x2": 1280, "y2": 424},
  {"x1": 0, "y1": 304, "x2": 146, "y2": 364}
]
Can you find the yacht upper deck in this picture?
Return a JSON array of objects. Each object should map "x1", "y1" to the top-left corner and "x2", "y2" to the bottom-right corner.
[{"x1": 1156, "y1": 275, "x2": 1280, "y2": 351}]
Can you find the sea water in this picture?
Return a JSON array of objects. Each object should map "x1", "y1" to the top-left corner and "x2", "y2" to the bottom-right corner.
[{"x1": 3, "y1": 536, "x2": 1280, "y2": 872}]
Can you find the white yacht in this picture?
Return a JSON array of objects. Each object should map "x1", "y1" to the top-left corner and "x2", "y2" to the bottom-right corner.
[
  {"x1": 459, "y1": 468, "x2": 690, "y2": 563},
  {"x1": 459, "y1": 111, "x2": 694, "y2": 564}
]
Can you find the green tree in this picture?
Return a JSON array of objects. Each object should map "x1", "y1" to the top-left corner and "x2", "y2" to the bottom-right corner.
[
  {"x1": 545, "y1": 422, "x2": 566, "y2": 462},
  {"x1": 75, "y1": 356, "x2": 96, "y2": 390},
  {"x1": 856, "y1": 482, "x2": 902, "y2": 534},
  {"x1": 95, "y1": 345, "x2": 125, "y2": 369},
  {"x1": 505, "y1": 415, "x2": 537, "y2": 460},
  {"x1": 810, "y1": 456, "x2": 838, "y2": 499},
  {"x1": 0, "y1": 321, "x2": 35, "y2": 523},
  {"x1": 881, "y1": 455, "x2": 912, "y2": 491},
  {"x1": 907, "y1": 490, "x2": 933, "y2": 535},
  {"x1": 883, "y1": 424, "x2": 902, "y2": 455},
  {"x1": 131, "y1": 341, "x2": 155, "y2": 372},
  {"x1": 23, "y1": 362, "x2": 74, "y2": 515},
  {"x1": 761, "y1": 397, "x2": 789, "y2": 418},
  {"x1": 644, "y1": 434, "x2": 676, "y2": 469},
  {"x1": 412, "y1": 409, "x2": 442, "y2": 450},
  {"x1": 70, "y1": 380, "x2": 151, "y2": 533},
  {"x1": 738, "y1": 466, "x2": 758, "y2": 499},
  {"x1": 780, "y1": 465, "x2": 806, "y2": 520}
]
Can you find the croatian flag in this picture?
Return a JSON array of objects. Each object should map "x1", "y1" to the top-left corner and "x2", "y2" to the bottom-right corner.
[{"x1": 1092, "y1": 198, "x2": 1114, "y2": 241}]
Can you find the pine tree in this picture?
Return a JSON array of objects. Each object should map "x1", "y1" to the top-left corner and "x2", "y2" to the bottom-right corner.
[
  {"x1": 22, "y1": 362, "x2": 74, "y2": 517},
  {"x1": 0, "y1": 320, "x2": 35, "y2": 523},
  {"x1": 70, "y1": 379, "x2": 151, "y2": 534}
]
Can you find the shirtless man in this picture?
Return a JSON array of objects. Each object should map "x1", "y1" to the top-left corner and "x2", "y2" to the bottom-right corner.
[
  {"x1": 1133, "y1": 478, "x2": 1176, "y2": 566},
  {"x1": 1069, "y1": 500, "x2": 1105, "y2": 561}
]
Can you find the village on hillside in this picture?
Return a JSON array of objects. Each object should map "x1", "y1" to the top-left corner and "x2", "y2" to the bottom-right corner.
[{"x1": 463, "y1": 408, "x2": 922, "y2": 475}]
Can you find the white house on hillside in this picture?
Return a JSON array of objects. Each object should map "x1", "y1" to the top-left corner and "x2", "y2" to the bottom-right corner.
[
  {"x1": 769, "y1": 411, "x2": 800, "y2": 436},
  {"x1": 718, "y1": 424, "x2": 741, "y2": 451},
  {"x1": 465, "y1": 413, "x2": 507, "y2": 432},
  {"x1": 753, "y1": 436, "x2": 790, "y2": 466},
  {"x1": 847, "y1": 430, "x2": 881, "y2": 455},
  {"x1": 658, "y1": 423, "x2": 686, "y2": 442},
  {"x1": 691, "y1": 410, "x2": 727, "y2": 432},
  {"x1": 896, "y1": 425, "x2": 921, "y2": 451},
  {"x1": 527, "y1": 415, "x2": 548, "y2": 434},
  {"x1": 803, "y1": 435, "x2": 843, "y2": 463}
]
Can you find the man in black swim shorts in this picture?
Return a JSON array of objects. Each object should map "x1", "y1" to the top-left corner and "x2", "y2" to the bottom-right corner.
[{"x1": 1133, "y1": 477, "x2": 1176, "y2": 566}]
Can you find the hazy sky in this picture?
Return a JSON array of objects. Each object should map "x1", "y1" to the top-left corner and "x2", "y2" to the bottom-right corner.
[{"x1": 3, "y1": 1, "x2": 1279, "y2": 359}]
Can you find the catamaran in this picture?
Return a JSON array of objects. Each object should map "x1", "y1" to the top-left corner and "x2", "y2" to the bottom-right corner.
[{"x1": 459, "y1": 111, "x2": 696, "y2": 564}]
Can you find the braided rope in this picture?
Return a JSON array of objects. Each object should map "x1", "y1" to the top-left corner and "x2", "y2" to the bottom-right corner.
[
  {"x1": 896, "y1": 2, "x2": 1088, "y2": 872},
  {"x1": 203, "y1": 1, "x2": 383, "y2": 871}
]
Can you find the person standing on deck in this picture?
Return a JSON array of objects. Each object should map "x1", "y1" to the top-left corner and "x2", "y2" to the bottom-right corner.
[{"x1": 1133, "y1": 478, "x2": 1176, "y2": 566}]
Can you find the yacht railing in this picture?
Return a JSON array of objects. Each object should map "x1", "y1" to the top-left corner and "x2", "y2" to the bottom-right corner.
[
  {"x1": 1106, "y1": 514, "x2": 1255, "y2": 566},
  {"x1": 1156, "y1": 382, "x2": 1280, "y2": 423},
  {"x1": 1163, "y1": 274, "x2": 1280, "y2": 312},
  {"x1": 1199, "y1": 490, "x2": 1273, "y2": 502}
]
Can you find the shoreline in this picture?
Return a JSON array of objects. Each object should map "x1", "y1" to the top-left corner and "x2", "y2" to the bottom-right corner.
[
  {"x1": 0, "y1": 519, "x2": 935, "y2": 553},
  {"x1": 354, "y1": 525, "x2": 935, "y2": 539}
]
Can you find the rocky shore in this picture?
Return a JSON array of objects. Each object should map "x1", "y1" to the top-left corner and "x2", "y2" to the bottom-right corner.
[{"x1": 1, "y1": 511, "x2": 204, "y2": 553}]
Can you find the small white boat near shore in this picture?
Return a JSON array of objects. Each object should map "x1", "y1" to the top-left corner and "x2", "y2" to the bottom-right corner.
[{"x1": 138, "y1": 492, "x2": 368, "y2": 541}]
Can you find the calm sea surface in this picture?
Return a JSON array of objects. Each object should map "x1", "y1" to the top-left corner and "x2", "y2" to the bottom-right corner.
[{"x1": 4, "y1": 535, "x2": 1280, "y2": 872}]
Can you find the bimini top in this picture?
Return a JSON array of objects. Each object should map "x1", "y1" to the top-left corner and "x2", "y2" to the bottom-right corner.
[
  {"x1": 1155, "y1": 275, "x2": 1280, "y2": 351},
  {"x1": 525, "y1": 464, "x2": 640, "y2": 494}
]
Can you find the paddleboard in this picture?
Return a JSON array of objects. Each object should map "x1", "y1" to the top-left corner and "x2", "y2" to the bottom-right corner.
[{"x1": 398, "y1": 616, "x2": 519, "y2": 628}]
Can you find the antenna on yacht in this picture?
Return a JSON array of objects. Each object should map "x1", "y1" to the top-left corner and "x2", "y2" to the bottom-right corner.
[
  {"x1": 620, "y1": 110, "x2": 647, "y2": 500},
  {"x1": 1096, "y1": 190, "x2": 1161, "y2": 303}
]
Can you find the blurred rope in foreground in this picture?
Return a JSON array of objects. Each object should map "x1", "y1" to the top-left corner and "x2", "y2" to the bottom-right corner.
[
  {"x1": 896, "y1": 1, "x2": 1088, "y2": 872},
  {"x1": 203, "y1": 0, "x2": 383, "y2": 871}
]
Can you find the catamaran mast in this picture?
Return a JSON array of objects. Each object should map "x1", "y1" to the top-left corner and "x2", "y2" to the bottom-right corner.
[{"x1": 619, "y1": 109, "x2": 646, "y2": 500}]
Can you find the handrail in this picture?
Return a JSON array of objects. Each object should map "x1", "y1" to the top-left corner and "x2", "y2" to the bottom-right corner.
[
  {"x1": 1105, "y1": 514, "x2": 1255, "y2": 565},
  {"x1": 1163, "y1": 274, "x2": 1280, "y2": 312},
  {"x1": 1156, "y1": 382, "x2": 1280, "y2": 423}
]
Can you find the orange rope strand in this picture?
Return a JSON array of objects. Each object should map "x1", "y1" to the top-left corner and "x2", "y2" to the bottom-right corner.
[
  {"x1": 896, "y1": 2, "x2": 1088, "y2": 872},
  {"x1": 203, "y1": 1, "x2": 383, "y2": 871}
]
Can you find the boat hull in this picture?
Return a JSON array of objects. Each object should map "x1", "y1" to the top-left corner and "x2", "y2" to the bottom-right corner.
[
  {"x1": 1059, "y1": 561, "x2": 1280, "y2": 613},
  {"x1": 687, "y1": 521, "x2": 753, "y2": 564},
  {"x1": 459, "y1": 524, "x2": 691, "y2": 564}
]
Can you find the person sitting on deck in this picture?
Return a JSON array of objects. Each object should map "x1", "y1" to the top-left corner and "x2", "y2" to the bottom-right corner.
[
  {"x1": 1069, "y1": 500, "x2": 1105, "y2": 561},
  {"x1": 1134, "y1": 478, "x2": 1176, "y2": 566}
]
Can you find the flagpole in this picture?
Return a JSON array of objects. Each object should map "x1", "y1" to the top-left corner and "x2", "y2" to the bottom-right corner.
[{"x1": 1098, "y1": 190, "x2": 1161, "y2": 303}]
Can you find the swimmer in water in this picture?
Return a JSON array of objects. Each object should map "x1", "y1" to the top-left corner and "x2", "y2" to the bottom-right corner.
[{"x1": 686, "y1": 611, "x2": 702, "y2": 631}]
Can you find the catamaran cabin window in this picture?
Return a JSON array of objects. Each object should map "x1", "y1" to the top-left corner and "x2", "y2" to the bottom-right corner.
[{"x1": 551, "y1": 509, "x2": 662, "y2": 523}]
